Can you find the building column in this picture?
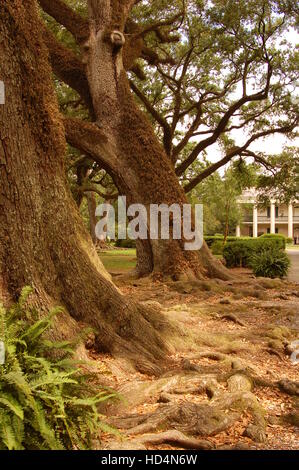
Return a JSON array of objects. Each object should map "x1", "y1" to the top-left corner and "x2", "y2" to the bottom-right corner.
[
  {"x1": 270, "y1": 200, "x2": 276, "y2": 234},
  {"x1": 236, "y1": 224, "x2": 241, "y2": 237},
  {"x1": 253, "y1": 205, "x2": 258, "y2": 238},
  {"x1": 288, "y1": 203, "x2": 293, "y2": 239}
]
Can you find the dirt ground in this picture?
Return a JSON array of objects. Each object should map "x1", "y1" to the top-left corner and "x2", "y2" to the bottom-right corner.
[{"x1": 87, "y1": 271, "x2": 299, "y2": 451}]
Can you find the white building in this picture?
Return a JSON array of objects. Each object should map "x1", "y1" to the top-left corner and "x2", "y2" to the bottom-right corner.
[{"x1": 236, "y1": 189, "x2": 299, "y2": 242}]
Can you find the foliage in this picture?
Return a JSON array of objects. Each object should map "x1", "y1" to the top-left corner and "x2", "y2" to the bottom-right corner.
[
  {"x1": 259, "y1": 233, "x2": 289, "y2": 248},
  {"x1": 0, "y1": 287, "x2": 116, "y2": 450},
  {"x1": 130, "y1": 0, "x2": 298, "y2": 191},
  {"x1": 43, "y1": 0, "x2": 298, "y2": 205},
  {"x1": 255, "y1": 148, "x2": 299, "y2": 204},
  {"x1": 211, "y1": 240, "x2": 225, "y2": 255},
  {"x1": 190, "y1": 162, "x2": 256, "y2": 236},
  {"x1": 204, "y1": 235, "x2": 251, "y2": 247},
  {"x1": 115, "y1": 238, "x2": 137, "y2": 249},
  {"x1": 223, "y1": 237, "x2": 285, "y2": 268},
  {"x1": 250, "y1": 246, "x2": 290, "y2": 278}
]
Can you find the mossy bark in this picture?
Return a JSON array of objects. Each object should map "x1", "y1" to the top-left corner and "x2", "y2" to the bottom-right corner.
[
  {"x1": 0, "y1": 0, "x2": 171, "y2": 372},
  {"x1": 86, "y1": 191, "x2": 98, "y2": 244}
]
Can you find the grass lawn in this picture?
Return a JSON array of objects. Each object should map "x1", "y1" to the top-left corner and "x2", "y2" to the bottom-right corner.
[
  {"x1": 99, "y1": 248, "x2": 225, "y2": 273},
  {"x1": 99, "y1": 246, "x2": 296, "y2": 275},
  {"x1": 99, "y1": 249, "x2": 137, "y2": 273}
]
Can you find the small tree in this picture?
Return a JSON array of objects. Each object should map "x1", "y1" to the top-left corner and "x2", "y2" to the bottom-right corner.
[{"x1": 190, "y1": 161, "x2": 256, "y2": 239}]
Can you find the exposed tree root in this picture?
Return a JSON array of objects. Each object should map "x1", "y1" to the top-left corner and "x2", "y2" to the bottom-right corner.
[
  {"x1": 110, "y1": 401, "x2": 241, "y2": 437},
  {"x1": 278, "y1": 379, "x2": 299, "y2": 396},
  {"x1": 104, "y1": 431, "x2": 214, "y2": 451},
  {"x1": 227, "y1": 374, "x2": 253, "y2": 392},
  {"x1": 101, "y1": 280, "x2": 298, "y2": 450},
  {"x1": 282, "y1": 411, "x2": 299, "y2": 427},
  {"x1": 186, "y1": 353, "x2": 244, "y2": 371},
  {"x1": 110, "y1": 373, "x2": 267, "y2": 443},
  {"x1": 265, "y1": 348, "x2": 285, "y2": 360},
  {"x1": 220, "y1": 313, "x2": 246, "y2": 327},
  {"x1": 137, "y1": 430, "x2": 214, "y2": 450}
]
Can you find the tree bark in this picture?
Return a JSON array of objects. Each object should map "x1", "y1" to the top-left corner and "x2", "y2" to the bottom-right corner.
[
  {"x1": 69, "y1": 0, "x2": 231, "y2": 281},
  {"x1": 0, "y1": 0, "x2": 171, "y2": 373},
  {"x1": 86, "y1": 191, "x2": 98, "y2": 245}
]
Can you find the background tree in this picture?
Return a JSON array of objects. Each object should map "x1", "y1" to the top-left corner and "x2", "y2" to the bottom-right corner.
[
  {"x1": 255, "y1": 147, "x2": 299, "y2": 204},
  {"x1": 189, "y1": 160, "x2": 256, "y2": 237}
]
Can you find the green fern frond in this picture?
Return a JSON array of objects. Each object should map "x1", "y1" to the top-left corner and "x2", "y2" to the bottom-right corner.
[
  {"x1": 0, "y1": 393, "x2": 24, "y2": 419},
  {"x1": 18, "y1": 286, "x2": 33, "y2": 309},
  {"x1": 0, "y1": 287, "x2": 117, "y2": 450},
  {"x1": 0, "y1": 413, "x2": 21, "y2": 450}
]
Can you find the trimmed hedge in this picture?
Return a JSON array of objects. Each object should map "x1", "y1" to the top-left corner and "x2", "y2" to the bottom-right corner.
[
  {"x1": 204, "y1": 236, "x2": 249, "y2": 248},
  {"x1": 259, "y1": 233, "x2": 291, "y2": 248},
  {"x1": 211, "y1": 240, "x2": 225, "y2": 255},
  {"x1": 223, "y1": 237, "x2": 285, "y2": 268},
  {"x1": 116, "y1": 234, "x2": 290, "y2": 253},
  {"x1": 206, "y1": 234, "x2": 290, "y2": 249}
]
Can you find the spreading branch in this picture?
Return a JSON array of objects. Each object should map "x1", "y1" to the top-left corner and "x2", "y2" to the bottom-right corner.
[
  {"x1": 184, "y1": 121, "x2": 298, "y2": 193},
  {"x1": 78, "y1": 183, "x2": 118, "y2": 200},
  {"x1": 176, "y1": 62, "x2": 273, "y2": 176},
  {"x1": 135, "y1": 11, "x2": 183, "y2": 40},
  {"x1": 42, "y1": 26, "x2": 94, "y2": 116},
  {"x1": 64, "y1": 118, "x2": 118, "y2": 173},
  {"x1": 38, "y1": 0, "x2": 89, "y2": 44},
  {"x1": 130, "y1": 81, "x2": 173, "y2": 155}
]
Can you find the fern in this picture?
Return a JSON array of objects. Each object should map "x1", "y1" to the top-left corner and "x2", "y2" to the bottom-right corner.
[{"x1": 0, "y1": 287, "x2": 118, "y2": 450}]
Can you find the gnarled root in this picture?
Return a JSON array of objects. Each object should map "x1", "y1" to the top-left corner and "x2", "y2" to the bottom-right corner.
[
  {"x1": 137, "y1": 430, "x2": 214, "y2": 450},
  {"x1": 109, "y1": 372, "x2": 267, "y2": 445}
]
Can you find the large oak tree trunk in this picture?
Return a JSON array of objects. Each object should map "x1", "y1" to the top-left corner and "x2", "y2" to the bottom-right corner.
[
  {"x1": 77, "y1": 0, "x2": 231, "y2": 281},
  {"x1": 0, "y1": 0, "x2": 171, "y2": 374}
]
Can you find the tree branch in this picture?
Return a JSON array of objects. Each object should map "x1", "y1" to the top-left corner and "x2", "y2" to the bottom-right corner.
[
  {"x1": 135, "y1": 11, "x2": 183, "y2": 39},
  {"x1": 241, "y1": 150, "x2": 275, "y2": 173},
  {"x1": 42, "y1": 26, "x2": 94, "y2": 116},
  {"x1": 142, "y1": 46, "x2": 176, "y2": 66},
  {"x1": 130, "y1": 81, "x2": 173, "y2": 156},
  {"x1": 64, "y1": 118, "x2": 118, "y2": 173},
  {"x1": 184, "y1": 120, "x2": 298, "y2": 193},
  {"x1": 79, "y1": 183, "x2": 118, "y2": 200},
  {"x1": 38, "y1": 0, "x2": 89, "y2": 44},
  {"x1": 176, "y1": 62, "x2": 273, "y2": 176}
]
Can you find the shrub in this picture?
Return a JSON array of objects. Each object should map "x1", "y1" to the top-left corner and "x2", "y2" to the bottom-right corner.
[
  {"x1": 0, "y1": 287, "x2": 116, "y2": 450},
  {"x1": 204, "y1": 235, "x2": 252, "y2": 248},
  {"x1": 211, "y1": 240, "x2": 224, "y2": 255},
  {"x1": 223, "y1": 237, "x2": 285, "y2": 268},
  {"x1": 259, "y1": 233, "x2": 287, "y2": 249},
  {"x1": 223, "y1": 240, "x2": 252, "y2": 267},
  {"x1": 205, "y1": 236, "x2": 223, "y2": 247},
  {"x1": 250, "y1": 247, "x2": 290, "y2": 278},
  {"x1": 115, "y1": 238, "x2": 136, "y2": 248}
]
